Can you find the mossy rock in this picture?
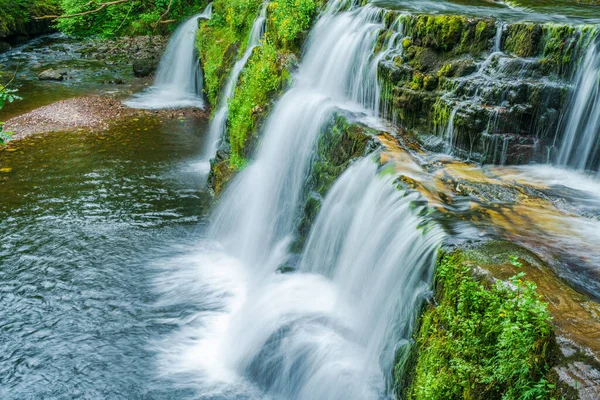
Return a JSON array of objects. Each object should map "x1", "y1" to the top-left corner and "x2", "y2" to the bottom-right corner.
[
  {"x1": 504, "y1": 23, "x2": 544, "y2": 58},
  {"x1": 208, "y1": 148, "x2": 236, "y2": 196},
  {"x1": 294, "y1": 115, "x2": 375, "y2": 249},
  {"x1": 404, "y1": 15, "x2": 496, "y2": 56},
  {"x1": 406, "y1": 46, "x2": 439, "y2": 72}
]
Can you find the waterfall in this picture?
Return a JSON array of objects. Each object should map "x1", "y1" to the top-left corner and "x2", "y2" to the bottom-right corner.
[
  {"x1": 557, "y1": 37, "x2": 600, "y2": 173},
  {"x1": 155, "y1": 2, "x2": 444, "y2": 398},
  {"x1": 204, "y1": 3, "x2": 268, "y2": 162},
  {"x1": 208, "y1": 3, "x2": 384, "y2": 274},
  {"x1": 226, "y1": 158, "x2": 443, "y2": 399},
  {"x1": 123, "y1": 4, "x2": 212, "y2": 109}
]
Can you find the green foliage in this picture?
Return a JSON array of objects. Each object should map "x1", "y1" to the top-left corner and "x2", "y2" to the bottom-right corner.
[
  {"x1": 540, "y1": 24, "x2": 588, "y2": 78},
  {"x1": 195, "y1": 0, "x2": 262, "y2": 106},
  {"x1": 55, "y1": 0, "x2": 209, "y2": 37},
  {"x1": 406, "y1": 253, "x2": 555, "y2": 400},
  {"x1": 0, "y1": 84, "x2": 21, "y2": 146},
  {"x1": 0, "y1": 0, "x2": 59, "y2": 37},
  {"x1": 267, "y1": 0, "x2": 316, "y2": 51},
  {"x1": 228, "y1": 39, "x2": 283, "y2": 165}
]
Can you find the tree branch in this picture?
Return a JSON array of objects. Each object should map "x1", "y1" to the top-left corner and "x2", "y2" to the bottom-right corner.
[
  {"x1": 154, "y1": 0, "x2": 174, "y2": 29},
  {"x1": 34, "y1": 0, "x2": 131, "y2": 20}
]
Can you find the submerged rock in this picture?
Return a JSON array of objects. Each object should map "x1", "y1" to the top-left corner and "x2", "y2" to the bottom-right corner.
[
  {"x1": 38, "y1": 68, "x2": 64, "y2": 81},
  {"x1": 132, "y1": 58, "x2": 158, "y2": 77}
]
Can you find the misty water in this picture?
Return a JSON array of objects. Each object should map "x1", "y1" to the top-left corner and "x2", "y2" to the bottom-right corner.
[{"x1": 2, "y1": 0, "x2": 600, "y2": 398}]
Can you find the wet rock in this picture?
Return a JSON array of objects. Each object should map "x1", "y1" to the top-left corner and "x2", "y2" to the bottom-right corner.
[
  {"x1": 555, "y1": 362, "x2": 600, "y2": 400},
  {"x1": 38, "y1": 69, "x2": 64, "y2": 81},
  {"x1": 132, "y1": 58, "x2": 158, "y2": 77}
]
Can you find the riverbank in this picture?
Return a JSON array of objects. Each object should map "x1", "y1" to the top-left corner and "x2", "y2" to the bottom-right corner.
[{"x1": 2, "y1": 95, "x2": 208, "y2": 141}]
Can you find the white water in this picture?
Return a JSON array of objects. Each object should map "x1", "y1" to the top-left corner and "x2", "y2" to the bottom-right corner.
[
  {"x1": 124, "y1": 4, "x2": 212, "y2": 110},
  {"x1": 154, "y1": 2, "x2": 444, "y2": 398},
  {"x1": 557, "y1": 39, "x2": 600, "y2": 172},
  {"x1": 204, "y1": 3, "x2": 268, "y2": 162}
]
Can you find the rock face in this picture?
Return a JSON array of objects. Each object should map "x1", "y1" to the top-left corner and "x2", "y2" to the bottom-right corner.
[
  {"x1": 377, "y1": 15, "x2": 583, "y2": 165},
  {"x1": 38, "y1": 68, "x2": 65, "y2": 81}
]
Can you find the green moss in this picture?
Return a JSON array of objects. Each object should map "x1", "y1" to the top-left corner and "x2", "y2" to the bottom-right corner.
[
  {"x1": 196, "y1": 0, "x2": 263, "y2": 106},
  {"x1": 404, "y1": 15, "x2": 495, "y2": 56},
  {"x1": 423, "y1": 74, "x2": 437, "y2": 91},
  {"x1": 227, "y1": 39, "x2": 287, "y2": 164},
  {"x1": 504, "y1": 23, "x2": 543, "y2": 58},
  {"x1": 197, "y1": 24, "x2": 238, "y2": 107},
  {"x1": 409, "y1": 72, "x2": 424, "y2": 90},
  {"x1": 294, "y1": 115, "x2": 373, "y2": 247},
  {"x1": 539, "y1": 24, "x2": 590, "y2": 78},
  {"x1": 267, "y1": 0, "x2": 317, "y2": 52},
  {"x1": 402, "y1": 251, "x2": 555, "y2": 400}
]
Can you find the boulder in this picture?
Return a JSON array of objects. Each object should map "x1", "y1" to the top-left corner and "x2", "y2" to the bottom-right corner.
[
  {"x1": 132, "y1": 58, "x2": 157, "y2": 77},
  {"x1": 38, "y1": 69, "x2": 64, "y2": 81}
]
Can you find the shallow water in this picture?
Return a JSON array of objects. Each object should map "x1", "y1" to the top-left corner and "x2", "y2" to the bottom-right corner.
[
  {"x1": 0, "y1": 115, "x2": 213, "y2": 398},
  {"x1": 0, "y1": 34, "x2": 147, "y2": 120},
  {"x1": 375, "y1": 0, "x2": 600, "y2": 23}
]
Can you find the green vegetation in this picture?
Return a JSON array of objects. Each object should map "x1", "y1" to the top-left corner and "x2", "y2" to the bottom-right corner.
[
  {"x1": 504, "y1": 23, "x2": 543, "y2": 58},
  {"x1": 404, "y1": 15, "x2": 496, "y2": 55},
  {"x1": 201, "y1": 0, "x2": 317, "y2": 173},
  {"x1": 0, "y1": 84, "x2": 20, "y2": 146},
  {"x1": 402, "y1": 252, "x2": 555, "y2": 400},
  {"x1": 0, "y1": 0, "x2": 59, "y2": 37},
  {"x1": 267, "y1": 0, "x2": 317, "y2": 51},
  {"x1": 55, "y1": 0, "x2": 210, "y2": 37},
  {"x1": 228, "y1": 40, "x2": 287, "y2": 167},
  {"x1": 295, "y1": 115, "x2": 372, "y2": 248},
  {"x1": 196, "y1": 0, "x2": 263, "y2": 106}
]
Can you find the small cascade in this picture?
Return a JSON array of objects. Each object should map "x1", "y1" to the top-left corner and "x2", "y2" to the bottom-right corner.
[
  {"x1": 209, "y1": 3, "x2": 385, "y2": 274},
  {"x1": 204, "y1": 3, "x2": 268, "y2": 160},
  {"x1": 557, "y1": 37, "x2": 600, "y2": 172},
  {"x1": 226, "y1": 158, "x2": 443, "y2": 399},
  {"x1": 123, "y1": 4, "x2": 212, "y2": 109},
  {"x1": 374, "y1": 15, "x2": 406, "y2": 120},
  {"x1": 493, "y1": 21, "x2": 504, "y2": 54}
]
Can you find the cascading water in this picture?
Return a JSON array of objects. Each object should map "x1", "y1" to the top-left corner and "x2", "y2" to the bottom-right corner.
[
  {"x1": 155, "y1": 2, "x2": 443, "y2": 398},
  {"x1": 124, "y1": 4, "x2": 212, "y2": 109},
  {"x1": 557, "y1": 36, "x2": 600, "y2": 173},
  {"x1": 208, "y1": 2, "x2": 384, "y2": 272},
  {"x1": 203, "y1": 3, "x2": 268, "y2": 162}
]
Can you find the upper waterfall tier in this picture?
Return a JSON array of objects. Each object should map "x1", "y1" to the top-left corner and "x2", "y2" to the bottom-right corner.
[{"x1": 123, "y1": 4, "x2": 213, "y2": 110}]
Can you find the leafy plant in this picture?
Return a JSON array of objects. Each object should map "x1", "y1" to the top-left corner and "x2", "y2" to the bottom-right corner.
[
  {"x1": 406, "y1": 253, "x2": 555, "y2": 400},
  {"x1": 267, "y1": 0, "x2": 316, "y2": 51},
  {"x1": 0, "y1": 84, "x2": 21, "y2": 146},
  {"x1": 55, "y1": 0, "x2": 211, "y2": 37}
]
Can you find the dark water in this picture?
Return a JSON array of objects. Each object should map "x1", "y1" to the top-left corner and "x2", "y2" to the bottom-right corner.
[{"x1": 0, "y1": 116, "x2": 212, "y2": 398}]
